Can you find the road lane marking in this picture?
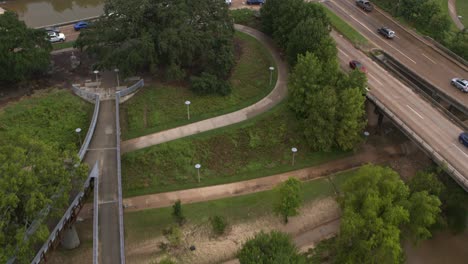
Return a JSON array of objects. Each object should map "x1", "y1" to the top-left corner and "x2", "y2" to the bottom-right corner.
[
  {"x1": 368, "y1": 73, "x2": 383, "y2": 86},
  {"x1": 422, "y1": 53, "x2": 436, "y2": 64},
  {"x1": 337, "y1": 48, "x2": 349, "y2": 58},
  {"x1": 452, "y1": 144, "x2": 468, "y2": 158},
  {"x1": 406, "y1": 105, "x2": 424, "y2": 119},
  {"x1": 393, "y1": 47, "x2": 417, "y2": 64}
]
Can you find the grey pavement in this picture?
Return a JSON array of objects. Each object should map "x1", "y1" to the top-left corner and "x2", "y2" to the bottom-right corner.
[
  {"x1": 83, "y1": 72, "x2": 122, "y2": 264},
  {"x1": 121, "y1": 24, "x2": 288, "y2": 153}
]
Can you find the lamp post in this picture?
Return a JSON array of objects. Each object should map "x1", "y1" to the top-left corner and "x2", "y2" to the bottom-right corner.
[
  {"x1": 195, "y1": 163, "x2": 201, "y2": 183},
  {"x1": 75, "y1": 128, "x2": 82, "y2": 146},
  {"x1": 291, "y1": 147, "x2": 298, "y2": 166},
  {"x1": 363, "y1": 131, "x2": 370, "y2": 144},
  {"x1": 114, "y1": 68, "x2": 120, "y2": 87},
  {"x1": 185, "y1": 100, "x2": 191, "y2": 120},
  {"x1": 93, "y1": 70, "x2": 99, "y2": 82},
  {"x1": 269, "y1": 66, "x2": 275, "y2": 86}
]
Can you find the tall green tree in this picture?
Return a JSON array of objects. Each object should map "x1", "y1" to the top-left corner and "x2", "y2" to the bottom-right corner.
[
  {"x1": 334, "y1": 165, "x2": 441, "y2": 263},
  {"x1": 238, "y1": 231, "x2": 306, "y2": 264},
  {"x1": 0, "y1": 135, "x2": 88, "y2": 263},
  {"x1": 335, "y1": 87, "x2": 366, "y2": 150},
  {"x1": 76, "y1": 0, "x2": 234, "y2": 94},
  {"x1": 274, "y1": 178, "x2": 303, "y2": 224},
  {"x1": 0, "y1": 11, "x2": 51, "y2": 86}
]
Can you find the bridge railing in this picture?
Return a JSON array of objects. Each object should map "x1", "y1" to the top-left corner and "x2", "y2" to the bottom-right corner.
[
  {"x1": 30, "y1": 162, "x2": 99, "y2": 264},
  {"x1": 93, "y1": 161, "x2": 99, "y2": 264},
  {"x1": 115, "y1": 92, "x2": 126, "y2": 264},
  {"x1": 78, "y1": 94, "x2": 100, "y2": 160},
  {"x1": 367, "y1": 93, "x2": 468, "y2": 192},
  {"x1": 118, "y1": 78, "x2": 144, "y2": 97}
]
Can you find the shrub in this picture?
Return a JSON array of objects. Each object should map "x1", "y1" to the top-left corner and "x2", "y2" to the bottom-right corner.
[{"x1": 210, "y1": 215, "x2": 228, "y2": 235}]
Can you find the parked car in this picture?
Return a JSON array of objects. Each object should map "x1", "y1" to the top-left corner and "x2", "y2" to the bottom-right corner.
[
  {"x1": 356, "y1": 0, "x2": 373, "y2": 12},
  {"x1": 74, "y1": 21, "x2": 89, "y2": 31},
  {"x1": 47, "y1": 31, "x2": 66, "y2": 43},
  {"x1": 349, "y1": 60, "x2": 367, "y2": 73},
  {"x1": 246, "y1": 0, "x2": 265, "y2": 5},
  {"x1": 378, "y1": 27, "x2": 395, "y2": 39},
  {"x1": 451, "y1": 78, "x2": 468, "y2": 92},
  {"x1": 459, "y1": 132, "x2": 468, "y2": 147}
]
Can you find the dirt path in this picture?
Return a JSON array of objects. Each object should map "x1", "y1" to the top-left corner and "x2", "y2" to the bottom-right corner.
[{"x1": 448, "y1": 0, "x2": 465, "y2": 30}]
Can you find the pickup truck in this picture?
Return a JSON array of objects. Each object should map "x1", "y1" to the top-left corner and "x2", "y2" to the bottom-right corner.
[{"x1": 356, "y1": 0, "x2": 373, "y2": 12}]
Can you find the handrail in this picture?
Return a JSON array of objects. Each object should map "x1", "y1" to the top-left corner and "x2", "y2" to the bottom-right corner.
[
  {"x1": 29, "y1": 162, "x2": 99, "y2": 264},
  {"x1": 93, "y1": 163, "x2": 99, "y2": 264},
  {"x1": 118, "y1": 79, "x2": 144, "y2": 97},
  {"x1": 115, "y1": 92, "x2": 126, "y2": 264},
  {"x1": 367, "y1": 93, "x2": 468, "y2": 191},
  {"x1": 79, "y1": 95, "x2": 100, "y2": 160}
]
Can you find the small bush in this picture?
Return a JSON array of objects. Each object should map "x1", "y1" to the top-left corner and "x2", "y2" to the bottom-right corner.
[
  {"x1": 210, "y1": 215, "x2": 228, "y2": 235},
  {"x1": 163, "y1": 226, "x2": 183, "y2": 246},
  {"x1": 172, "y1": 200, "x2": 186, "y2": 226}
]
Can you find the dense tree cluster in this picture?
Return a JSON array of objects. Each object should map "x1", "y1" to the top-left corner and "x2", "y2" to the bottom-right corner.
[
  {"x1": 261, "y1": 0, "x2": 367, "y2": 151},
  {"x1": 0, "y1": 135, "x2": 88, "y2": 263},
  {"x1": 329, "y1": 165, "x2": 441, "y2": 263},
  {"x1": 76, "y1": 0, "x2": 235, "y2": 95},
  {"x1": 0, "y1": 11, "x2": 51, "y2": 86}
]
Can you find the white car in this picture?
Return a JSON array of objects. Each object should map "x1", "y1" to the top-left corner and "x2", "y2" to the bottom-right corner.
[
  {"x1": 451, "y1": 78, "x2": 468, "y2": 93},
  {"x1": 47, "y1": 31, "x2": 66, "y2": 43}
]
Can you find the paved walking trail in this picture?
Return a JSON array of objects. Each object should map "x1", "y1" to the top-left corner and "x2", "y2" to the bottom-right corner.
[
  {"x1": 121, "y1": 25, "x2": 288, "y2": 153},
  {"x1": 121, "y1": 144, "x2": 396, "y2": 212},
  {"x1": 448, "y1": 0, "x2": 465, "y2": 30}
]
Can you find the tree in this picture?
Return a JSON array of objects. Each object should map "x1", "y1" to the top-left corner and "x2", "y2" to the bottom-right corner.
[
  {"x1": 172, "y1": 200, "x2": 185, "y2": 226},
  {"x1": 285, "y1": 13, "x2": 335, "y2": 65},
  {"x1": 335, "y1": 87, "x2": 366, "y2": 150},
  {"x1": 0, "y1": 135, "x2": 88, "y2": 263},
  {"x1": 0, "y1": 11, "x2": 51, "y2": 85},
  {"x1": 333, "y1": 165, "x2": 441, "y2": 263},
  {"x1": 274, "y1": 178, "x2": 302, "y2": 223},
  {"x1": 288, "y1": 52, "x2": 339, "y2": 151},
  {"x1": 76, "y1": 0, "x2": 234, "y2": 94},
  {"x1": 408, "y1": 171, "x2": 445, "y2": 196},
  {"x1": 238, "y1": 231, "x2": 306, "y2": 264}
]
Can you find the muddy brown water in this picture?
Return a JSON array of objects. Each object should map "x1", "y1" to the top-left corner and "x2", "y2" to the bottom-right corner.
[{"x1": 0, "y1": 0, "x2": 104, "y2": 27}]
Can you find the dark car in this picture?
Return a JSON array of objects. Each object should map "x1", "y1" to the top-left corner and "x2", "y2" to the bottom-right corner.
[
  {"x1": 356, "y1": 0, "x2": 373, "y2": 12},
  {"x1": 44, "y1": 26, "x2": 60, "y2": 33},
  {"x1": 74, "y1": 21, "x2": 89, "y2": 31},
  {"x1": 246, "y1": 0, "x2": 265, "y2": 5},
  {"x1": 459, "y1": 132, "x2": 468, "y2": 147},
  {"x1": 349, "y1": 60, "x2": 367, "y2": 73},
  {"x1": 378, "y1": 27, "x2": 395, "y2": 39}
]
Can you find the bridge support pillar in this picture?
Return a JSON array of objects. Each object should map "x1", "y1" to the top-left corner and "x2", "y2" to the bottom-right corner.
[{"x1": 61, "y1": 224, "x2": 80, "y2": 249}]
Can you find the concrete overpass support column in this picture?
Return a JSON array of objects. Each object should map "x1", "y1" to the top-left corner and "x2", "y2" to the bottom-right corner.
[{"x1": 61, "y1": 224, "x2": 80, "y2": 249}]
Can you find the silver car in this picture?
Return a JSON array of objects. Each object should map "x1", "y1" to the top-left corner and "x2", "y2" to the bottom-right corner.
[
  {"x1": 451, "y1": 78, "x2": 468, "y2": 93},
  {"x1": 47, "y1": 31, "x2": 66, "y2": 43}
]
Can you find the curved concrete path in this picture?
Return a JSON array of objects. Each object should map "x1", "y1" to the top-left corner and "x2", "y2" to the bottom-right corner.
[
  {"x1": 121, "y1": 25, "x2": 288, "y2": 153},
  {"x1": 448, "y1": 0, "x2": 465, "y2": 30}
]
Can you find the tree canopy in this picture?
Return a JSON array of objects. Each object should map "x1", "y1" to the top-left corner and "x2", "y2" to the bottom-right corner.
[
  {"x1": 274, "y1": 177, "x2": 303, "y2": 223},
  {"x1": 0, "y1": 135, "x2": 88, "y2": 263},
  {"x1": 238, "y1": 231, "x2": 306, "y2": 264},
  {"x1": 76, "y1": 0, "x2": 235, "y2": 95},
  {"x1": 0, "y1": 11, "x2": 51, "y2": 86},
  {"x1": 333, "y1": 165, "x2": 441, "y2": 263}
]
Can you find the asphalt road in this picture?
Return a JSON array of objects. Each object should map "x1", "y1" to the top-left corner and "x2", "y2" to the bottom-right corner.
[
  {"x1": 333, "y1": 31, "x2": 468, "y2": 189},
  {"x1": 324, "y1": 0, "x2": 468, "y2": 112},
  {"x1": 83, "y1": 97, "x2": 121, "y2": 263}
]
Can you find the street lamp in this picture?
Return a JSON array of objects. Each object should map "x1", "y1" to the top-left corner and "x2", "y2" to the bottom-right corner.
[
  {"x1": 195, "y1": 163, "x2": 201, "y2": 183},
  {"x1": 93, "y1": 70, "x2": 99, "y2": 82},
  {"x1": 114, "y1": 68, "x2": 120, "y2": 87},
  {"x1": 75, "y1": 128, "x2": 82, "y2": 146},
  {"x1": 291, "y1": 147, "x2": 298, "y2": 166},
  {"x1": 185, "y1": 100, "x2": 191, "y2": 120},
  {"x1": 363, "y1": 131, "x2": 370, "y2": 144},
  {"x1": 269, "y1": 66, "x2": 275, "y2": 86}
]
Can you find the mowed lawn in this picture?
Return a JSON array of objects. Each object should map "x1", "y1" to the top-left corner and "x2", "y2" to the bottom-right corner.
[
  {"x1": 0, "y1": 89, "x2": 92, "y2": 149},
  {"x1": 120, "y1": 31, "x2": 277, "y2": 140},
  {"x1": 124, "y1": 169, "x2": 358, "y2": 244},
  {"x1": 121, "y1": 103, "x2": 349, "y2": 197}
]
